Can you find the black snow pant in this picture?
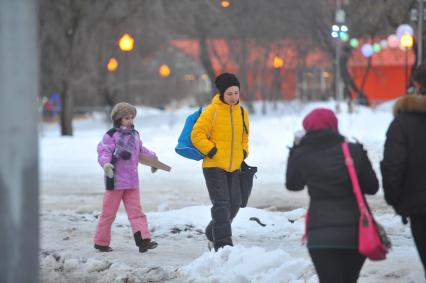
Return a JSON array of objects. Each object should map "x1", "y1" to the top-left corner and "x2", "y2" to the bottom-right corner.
[
  {"x1": 410, "y1": 214, "x2": 426, "y2": 278},
  {"x1": 203, "y1": 167, "x2": 241, "y2": 251},
  {"x1": 308, "y1": 248, "x2": 366, "y2": 283}
]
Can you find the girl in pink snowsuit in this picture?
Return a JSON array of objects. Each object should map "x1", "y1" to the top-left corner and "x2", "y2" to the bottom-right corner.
[{"x1": 94, "y1": 102, "x2": 158, "y2": 253}]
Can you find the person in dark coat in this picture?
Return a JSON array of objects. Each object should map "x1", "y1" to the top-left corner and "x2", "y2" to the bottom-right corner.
[
  {"x1": 286, "y1": 108, "x2": 379, "y2": 283},
  {"x1": 381, "y1": 62, "x2": 426, "y2": 278}
]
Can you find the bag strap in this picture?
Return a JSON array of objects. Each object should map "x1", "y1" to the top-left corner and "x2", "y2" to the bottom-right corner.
[
  {"x1": 207, "y1": 107, "x2": 217, "y2": 139},
  {"x1": 240, "y1": 106, "x2": 248, "y2": 134},
  {"x1": 301, "y1": 209, "x2": 309, "y2": 245},
  {"x1": 341, "y1": 142, "x2": 368, "y2": 215}
]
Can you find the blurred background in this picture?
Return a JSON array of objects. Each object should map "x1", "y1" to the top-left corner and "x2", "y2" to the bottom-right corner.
[{"x1": 38, "y1": 0, "x2": 419, "y2": 135}]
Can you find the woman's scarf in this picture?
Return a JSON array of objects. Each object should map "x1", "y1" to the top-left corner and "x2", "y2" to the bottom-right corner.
[{"x1": 113, "y1": 127, "x2": 137, "y2": 160}]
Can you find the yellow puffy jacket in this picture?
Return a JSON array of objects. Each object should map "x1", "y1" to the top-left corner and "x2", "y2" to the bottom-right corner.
[{"x1": 191, "y1": 95, "x2": 249, "y2": 172}]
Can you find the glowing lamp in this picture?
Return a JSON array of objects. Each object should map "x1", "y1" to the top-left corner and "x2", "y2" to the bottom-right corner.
[
  {"x1": 159, "y1": 64, "x2": 171, "y2": 78},
  {"x1": 396, "y1": 24, "x2": 414, "y2": 38},
  {"x1": 400, "y1": 34, "x2": 414, "y2": 49},
  {"x1": 372, "y1": 43, "x2": 381, "y2": 53},
  {"x1": 387, "y1": 34, "x2": 399, "y2": 48},
  {"x1": 361, "y1": 44, "x2": 374, "y2": 57},
  {"x1": 349, "y1": 38, "x2": 359, "y2": 48},
  {"x1": 273, "y1": 56, "x2": 284, "y2": 69},
  {"x1": 118, "y1": 33, "x2": 134, "y2": 52},
  {"x1": 107, "y1": 58, "x2": 118, "y2": 72}
]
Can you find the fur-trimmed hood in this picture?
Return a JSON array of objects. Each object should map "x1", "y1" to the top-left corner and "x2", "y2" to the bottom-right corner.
[{"x1": 393, "y1": 94, "x2": 426, "y2": 116}]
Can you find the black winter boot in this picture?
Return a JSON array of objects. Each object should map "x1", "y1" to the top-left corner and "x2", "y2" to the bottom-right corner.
[
  {"x1": 213, "y1": 238, "x2": 233, "y2": 252},
  {"x1": 94, "y1": 244, "x2": 113, "y2": 252},
  {"x1": 134, "y1": 231, "x2": 158, "y2": 253}
]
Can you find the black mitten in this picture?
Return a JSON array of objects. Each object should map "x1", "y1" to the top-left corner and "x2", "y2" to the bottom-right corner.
[{"x1": 207, "y1": 147, "x2": 217, "y2": 158}]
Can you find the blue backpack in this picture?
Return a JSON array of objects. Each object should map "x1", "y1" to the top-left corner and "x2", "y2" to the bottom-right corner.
[{"x1": 175, "y1": 107, "x2": 204, "y2": 161}]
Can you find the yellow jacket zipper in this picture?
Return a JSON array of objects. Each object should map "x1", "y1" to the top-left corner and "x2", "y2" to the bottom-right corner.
[{"x1": 229, "y1": 105, "x2": 234, "y2": 171}]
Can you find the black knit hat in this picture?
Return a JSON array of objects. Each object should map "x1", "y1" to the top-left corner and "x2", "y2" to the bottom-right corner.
[{"x1": 214, "y1": 73, "x2": 240, "y2": 98}]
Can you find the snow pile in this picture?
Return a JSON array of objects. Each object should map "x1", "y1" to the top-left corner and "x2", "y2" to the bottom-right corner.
[
  {"x1": 180, "y1": 245, "x2": 316, "y2": 283},
  {"x1": 39, "y1": 205, "x2": 424, "y2": 283},
  {"x1": 41, "y1": 250, "x2": 177, "y2": 282},
  {"x1": 147, "y1": 206, "x2": 306, "y2": 240}
]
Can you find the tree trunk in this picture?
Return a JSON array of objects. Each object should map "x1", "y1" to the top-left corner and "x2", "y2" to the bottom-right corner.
[
  {"x1": 341, "y1": 47, "x2": 369, "y2": 105},
  {"x1": 359, "y1": 56, "x2": 372, "y2": 102},
  {"x1": 239, "y1": 38, "x2": 254, "y2": 113},
  {"x1": 199, "y1": 36, "x2": 215, "y2": 95},
  {"x1": 273, "y1": 68, "x2": 280, "y2": 110},
  {"x1": 60, "y1": 84, "x2": 73, "y2": 136},
  {"x1": 196, "y1": 13, "x2": 215, "y2": 101}
]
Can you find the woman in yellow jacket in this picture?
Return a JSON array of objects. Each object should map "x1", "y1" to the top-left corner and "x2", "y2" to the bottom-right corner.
[{"x1": 191, "y1": 73, "x2": 249, "y2": 251}]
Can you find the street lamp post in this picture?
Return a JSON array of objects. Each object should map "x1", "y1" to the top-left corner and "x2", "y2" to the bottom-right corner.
[
  {"x1": 273, "y1": 55, "x2": 284, "y2": 110},
  {"x1": 411, "y1": 2, "x2": 424, "y2": 65},
  {"x1": 401, "y1": 33, "x2": 414, "y2": 90},
  {"x1": 118, "y1": 33, "x2": 135, "y2": 100},
  {"x1": 418, "y1": 0, "x2": 424, "y2": 65},
  {"x1": 333, "y1": 0, "x2": 345, "y2": 113}
]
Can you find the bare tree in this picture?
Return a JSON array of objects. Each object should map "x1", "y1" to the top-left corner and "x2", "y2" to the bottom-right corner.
[
  {"x1": 40, "y1": 0, "x2": 120, "y2": 135},
  {"x1": 40, "y1": 0, "x2": 172, "y2": 135}
]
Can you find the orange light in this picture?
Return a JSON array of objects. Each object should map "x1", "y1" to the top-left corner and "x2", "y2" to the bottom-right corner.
[
  {"x1": 107, "y1": 57, "x2": 119, "y2": 72},
  {"x1": 221, "y1": 1, "x2": 230, "y2": 8},
  {"x1": 273, "y1": 56, "x2": 284, "y2": 69},
  {"x1": 184, "y1": 74, "x2": 195, "y2": 81},
  {"x1": 159, "y1": 64, "x2": 171, "y2": 78},
  {"x1": 118, "y1": 33, "x2": 134, "y2": 52},
  {"x1": 322, "y1": 71, "x2": 331, "y2": 79}
]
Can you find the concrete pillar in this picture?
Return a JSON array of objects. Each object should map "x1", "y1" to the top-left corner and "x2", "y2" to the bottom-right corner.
[{"x1": 0, "y1": 0, "x2": 39, "y2": 282}]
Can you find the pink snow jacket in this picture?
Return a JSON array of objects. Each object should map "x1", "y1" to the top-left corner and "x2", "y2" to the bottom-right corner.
[{"x1": 97, "y1": 127, "x2": 156, "y2": 190}]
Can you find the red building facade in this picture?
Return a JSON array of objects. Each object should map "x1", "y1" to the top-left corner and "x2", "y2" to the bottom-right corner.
[{"x1": 171, "y1": 39, "x2": 415, "y2": 103}]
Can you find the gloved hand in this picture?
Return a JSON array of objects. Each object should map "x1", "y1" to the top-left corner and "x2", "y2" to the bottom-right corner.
[
  {"x1": 207, "y1": 147, "x2": 217, "y2": 158},
  {"x1": 103, "y1": 163, "x2": 114, "y2": 178}
]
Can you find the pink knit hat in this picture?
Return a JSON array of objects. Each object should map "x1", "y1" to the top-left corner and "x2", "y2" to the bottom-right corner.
[{"x1": 303, "y1": 108, "x2": 338, "y2": 132}]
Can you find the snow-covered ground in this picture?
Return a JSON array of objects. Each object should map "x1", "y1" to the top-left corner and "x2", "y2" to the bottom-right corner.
[{"x1": 40, "y1": 100, "x2": 425, "y2": 282}]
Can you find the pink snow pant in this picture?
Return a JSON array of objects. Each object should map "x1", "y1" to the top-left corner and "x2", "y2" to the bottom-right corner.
[{"x1": 94, "y1": 188, "x2": 151, "y2": 246}]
